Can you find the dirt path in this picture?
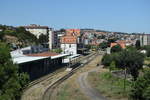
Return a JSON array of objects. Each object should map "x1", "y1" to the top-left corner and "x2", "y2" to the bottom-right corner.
[
  {"x1": 50, "y1": 52, "x2": 108, "y2": 100},
  {"x1": 77, "y1": 67, "x2": 108, "y2": 100}
]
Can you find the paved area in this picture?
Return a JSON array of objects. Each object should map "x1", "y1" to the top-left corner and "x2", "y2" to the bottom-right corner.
[{"x1": 77, "y1": 67, "x2": 108, "y2": 100}]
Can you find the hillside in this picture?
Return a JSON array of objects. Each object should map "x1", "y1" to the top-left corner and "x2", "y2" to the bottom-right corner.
[{"x1": 0, "y1": 25, "x2": 38, "y2": 48}]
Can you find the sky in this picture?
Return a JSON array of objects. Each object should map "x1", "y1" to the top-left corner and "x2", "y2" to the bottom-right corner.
[{"x1": 0, "y1": 0, "x2": 150, "y2": 33}]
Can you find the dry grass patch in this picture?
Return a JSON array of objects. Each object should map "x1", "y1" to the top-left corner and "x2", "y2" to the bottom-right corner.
[{"x1": 88, "y1": 71, "x2": 131, "y2": 100}]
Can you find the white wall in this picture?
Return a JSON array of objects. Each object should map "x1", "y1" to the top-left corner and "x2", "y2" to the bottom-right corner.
[
  {"x1": 84, "y1": 39, "x2": 89, "y2": 45},
  {"x1": 140, "y1": 35, "x2": 148, "y2": 46},
  {"x1": 49, "y1": 30, "x2": 53, "y2": 49},
  {"x1": 26, "y1": 28, "x2": 48, "y2": 38},
  {"x1": 61, "y1": 44, "x2": 77, "y2": 55},
  {"x1": 143, "y1": 35, "x2": 148, "y2": 45}
]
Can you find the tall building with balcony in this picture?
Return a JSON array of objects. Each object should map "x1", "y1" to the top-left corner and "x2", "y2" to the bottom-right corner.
[
  {"x1": 49, "y1": 29, "x2": 58, "y2": 49},
  {"x1": 140, "y1": 34, "x2": 150, "y2": 46}
]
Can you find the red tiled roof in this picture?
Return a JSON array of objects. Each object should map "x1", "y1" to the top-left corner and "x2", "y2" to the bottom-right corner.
[
  {"x1": 61, "y1": 36, "x2": 77, "y2": 44},
  {"x1": 26, "y1": 52, "x2": 58, "y2": 57},
  {"x1": 110, "y1": 42, "x2": 126, "y2": 49},
  {"x1": 65, "y1": 29, "x2": 80, "y2": 37},
  {"x1": 110, "y1": 43, "x2": 118, "y2": 48}
]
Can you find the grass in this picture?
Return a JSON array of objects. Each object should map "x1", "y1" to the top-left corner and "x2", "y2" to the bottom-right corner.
[
  {"x1": 88, "y1": 71, "x2": 131, "y2": 100},
  {"x1": 56, "y1": 81, "x2": 88, "y2": 100},
  {"x1": 55, "y1": 54, "x2": 102, "y2": 100}
]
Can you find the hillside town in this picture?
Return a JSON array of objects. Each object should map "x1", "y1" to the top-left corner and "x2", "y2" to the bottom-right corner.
[
  {"x1": 1, "y1": 24, "x2": 149, "y2": 55},
  {"x1": 0, "y1": 0, "x2": 150, "y2": 100},
  {"x1": 1, "y1": 23, "x2": 150, "y2": 100}
]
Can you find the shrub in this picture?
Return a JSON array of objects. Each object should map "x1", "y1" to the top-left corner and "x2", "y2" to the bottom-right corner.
[
  {"x1": 0, "y1": 42, "x2": 29, "y2": 100},
  {"x1": 111, "y1": 44, "x2": 122, "y2": 53},
  {"x1": 130, "y1": 68, "x2": 150, "y2": 100}
]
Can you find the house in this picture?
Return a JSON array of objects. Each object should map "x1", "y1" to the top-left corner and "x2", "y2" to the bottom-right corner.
[
  {"x1": 60, "y1": 29, "x2": 81, "y2": 55},
  {"x1": 61, "y1": 34, "x2": 77, "y2": 55},
  {"x1": 110, "y1": 41, "x2": 126, "y2": 49}
]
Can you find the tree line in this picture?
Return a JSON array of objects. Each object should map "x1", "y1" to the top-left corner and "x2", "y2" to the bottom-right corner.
[{"x1": 101, "y1": 44, "x2": 150, "y2": 100}]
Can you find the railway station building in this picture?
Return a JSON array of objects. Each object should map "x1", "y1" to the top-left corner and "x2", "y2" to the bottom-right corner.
[{"x1": 11, "y1": 50, "x2": 68, "y2": 81}]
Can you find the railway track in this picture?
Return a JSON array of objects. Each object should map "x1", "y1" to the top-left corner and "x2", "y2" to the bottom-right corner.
[
  {"x1": 23, "y1": 67, "x2": 66, "y2": 91},
  {"x1": 23, "y1": 52, "x2": 95, "y2": 92},
  {"x1": 42, "y1": 52, "x2": 98, "y2": 100}
]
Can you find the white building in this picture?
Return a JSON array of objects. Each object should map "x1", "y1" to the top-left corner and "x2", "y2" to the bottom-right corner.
[
  {"x1": 49, "y1": 29, "x2": 53, "y2": 50},
  {"x1": 23, "y1": 24, "x2": 49, "y2": 38},
  {"x1": 22, "y1": 24, "x2": 57, "y2": 50},
  {"x1": 61, "y1": 43, "x2": 77, "y2": 55},
  {"x1": 140, "y1": 34, "x2": 150, "y2": 46},
  {"x1": 60, "y1": 29, "x2": 81, "y2": 55},
  {"x1": 61, "y1": 35, "x2": 77, "y2": 55},
  {"x1": 49, "y1": 29, "x2": 58, "y2": 49}
]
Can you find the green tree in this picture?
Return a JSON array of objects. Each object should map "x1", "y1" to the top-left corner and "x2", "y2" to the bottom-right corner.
[
  {"x1": 113, "y1": 49, "x2": 144, "y2": 92},
  {"x1": 38, "y1": 34, "x2": 48, "y2": 44},
  {"x1": 101, "y1": 53, "x2": 117, "y2": 67},
  {"x1": 52, "y1": 48, "x2": 62, "y2": 53},
  {"x1": 115, "y1": 50, "x2": 144, "y2": 81},
  {"x1": 1, "y1": 26, "x2": 38, "y2": 46},
  {"x1": 99, "y1": 42, "x2": 108, "y2": 50},
  {"x1": 143, "y1": 45, "x2": 150, "y2": 57},
  {"x1": 0, "y1": 42, "x2": 29, "y2": 100},
  {"x1": 135, "y1": 40, "x2": 141, "y2": 50},
  {"x1": 111, "y1": 44, "x2": 122, "y2": 53},
  {"x1": 109, "y1": 61, "x2": 116, "y2": 72},
  {"x1": 108, "y1": 38, "x2": 117, "y2": 43},
  {"x1": 60, "y1": 28, "x2": 66, "y2": 32},
  {"x1": 130, "y1": 68, "x2": 150, "y2": 100},
  {"x1": 16, "y1": 27, "x2": 38, "y2": 46},
  {"x1": 85, "y1": 45, "x2": 91, "y2": 50},
  {"x1": 97, "y1": 35, "x2": 105, "y2": 39},
  {"x1": 0, "y1": 32, "x2": 3, "y2": 40},
  {"x1": 126, "y1": 46, "x2": 137, "y2": 51}
]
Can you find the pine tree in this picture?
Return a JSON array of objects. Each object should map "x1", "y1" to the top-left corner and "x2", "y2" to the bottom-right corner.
[{"x1": 0, "y1": 42, "x2": 29, "y2": 100}]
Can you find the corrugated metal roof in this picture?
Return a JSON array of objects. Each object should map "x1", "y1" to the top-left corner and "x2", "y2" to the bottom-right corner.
[
  {"x1": 11, "y1": 48, "x2": 69, "y2": 64},
  {"x1": 12, "y1": 56, "x2": 49, "y2": 64}
]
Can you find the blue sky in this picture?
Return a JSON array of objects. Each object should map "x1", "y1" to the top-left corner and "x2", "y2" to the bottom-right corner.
[{"x1": 0, "y1": 0, "x2": 150, "y2": 33}]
